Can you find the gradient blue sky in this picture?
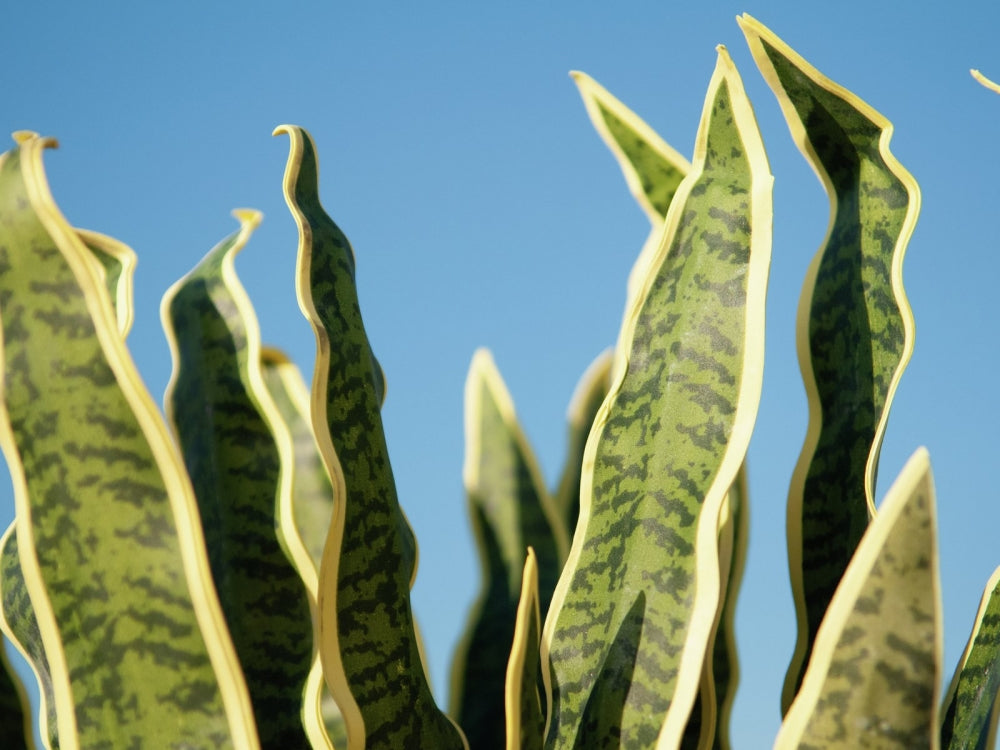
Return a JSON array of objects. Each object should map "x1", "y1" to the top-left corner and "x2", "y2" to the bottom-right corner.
[{"x1": 5, "y1": 2, "x2": 1000, "y2": 746}]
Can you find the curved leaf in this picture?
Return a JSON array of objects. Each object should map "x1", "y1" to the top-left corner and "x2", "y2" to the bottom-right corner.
[
  {"x1": 553, "y1": 350, "x2": 612, "y2": 539},
  {"x1": 774, "y1": 448, "x2": 941, "y2": 749},
  {"x1": 505, "y1": 548, "x2": 544, "y2": 750},
  {"x1": 0, "y1": 132, "x2": 257, "y2": 748},
  {"x1": 940, "y1": 565, "x2": 1000, "y2": 749},
  {"x1": 275, "y1": 124, "x2": 465, "y2": 750},
  {"x1": 738, "y1": 14, "x2": 921, "y2": 712},
  {"x1": 76, "y1": 228, "x2": 136, "y2": 338},
  {"x1": 541, "y1": 47, "x2": 772, "y2": 749},
  {"x1": 972, "y1": 69, "x2": 1000, "y2": 94},
  {"x1": 450, "y1": 349, "x2": 567, "y2": 749}
]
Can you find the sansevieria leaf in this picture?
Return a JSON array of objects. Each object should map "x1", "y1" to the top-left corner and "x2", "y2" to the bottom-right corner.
[
  {"x1": 505, "y1": 548, "x2": 544, "y2": 750},
  {"x1": 541, "y1": 47, "x2": 772, "y2": 749},
  {"x1": 553, "y1": 350, "x2": 612, "y2": 538},
  {"x1": 0, "y1": 132, "x2": 257, "y2": 747},
  {"x1": 940, "y1": 566, "x2": 1000, "y2": 749},
  {"x1": 0, "y1": 525, "x2": 38, "y2": 750},
  {"x1": 738, "y1": 14, "x2": 921, "y2": 712},
  {"x1": 774, "y1": 448, "x2": 941, "y2": 749},
  {"x1": 571, "y1": 71, "x2": 691, "y2": 308},
  {"x1": 276, "y1": 124, "x2": 466, "y2": 750},
  {"x1": 451, "y1": 349, "x2": 567, "y2": 750},
  {"x1": 161, "y1": 210, "x2": 317, "y2": 748},
  {"x1": 76, "y1": 228, "x2": 136, "y2": 339}
]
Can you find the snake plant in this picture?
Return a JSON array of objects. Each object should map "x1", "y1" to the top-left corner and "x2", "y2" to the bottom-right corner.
[{"x1": 0, "y1": 14, "x2": 998, "y2": 750}]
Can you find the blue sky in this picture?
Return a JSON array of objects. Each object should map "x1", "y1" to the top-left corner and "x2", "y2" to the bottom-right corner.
[{"x1": 4, "y1": 1, "x2": 1000, "y2": 746}]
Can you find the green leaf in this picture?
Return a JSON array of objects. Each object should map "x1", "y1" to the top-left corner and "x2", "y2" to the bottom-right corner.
[
  {"x1": 0, "y1": 525, "x2": 38, "y2": 750},
  {"x1": 571, "y1": 71, "x2": 691, "y2": 317},
  {"x1": 940, "y1": 565, "x2": 1000, "y2": 749},
  {"x1": 774, "y1": 448, "x2": 941, "y2": 749},
  {"x1": 76, "y1": 228, "x2": 136, "y2": 339},
  {"x1": 450, "y1": 349, "x2": 567, "y2": 749},
  {"x1": 275, "y1": 124, "x2": 465, "y2": 750},
  {"x1": 541, "y1": 47, "x2": 772, "y2": 749},
  {"x1": 738, "y1": 14, "x2": 921, "y2": 712},
  {"x1": 0, "y1": 132, "x2": 257, "y2": 748},
  {"x1": 553, "y1": 350, "x2": 612, "y2": 538},
  {"x1": 161, "y1": 209, "x2": 316, "y2": 749},
  {"x1": 505, "y1": 549, "x2": 544, "y2": 750}
]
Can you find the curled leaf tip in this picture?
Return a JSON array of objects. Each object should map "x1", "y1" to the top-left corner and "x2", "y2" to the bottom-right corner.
[
  {"x1": 231, "y1": 208, "x2": 263, "y2": 230},
  {"x1": 972, "y1": 69, "x2": 1000, "y2": 94},
  {"x1": 11, "y1": 130, "x2": 38, "y2": 144},
  {"x1": 272, "y1": 124, "x2": 296, "y2": 138}
]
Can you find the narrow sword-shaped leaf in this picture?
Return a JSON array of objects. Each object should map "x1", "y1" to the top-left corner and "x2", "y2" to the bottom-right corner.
[
  {"x1": 0, "y1": 525, "x2": 38, "y2": 750},
  {"x1": 162, "y1": 210, "x2": 315, "y2": 749},
  {"x1": 259, "y1": 347, "x2": 338, "y2": 750},
  {"x1": 541, "y1": 47, "x2": 772, "y2": 749},
  {"x1": 571, "y1": 71, "x2": 692, "y2": 308},
  {"x1": 450, "y1": 349, "x2": 567, "y2": 749},
  {"x1": 738, "y1": 14, "x2": 921, "y2": 713},
  {"x1": 972, "y1": 69, "x2": 1000, "y2": 94},
  {"x1": 0, "y1": 132, "x2": 257, "y2": 747},
  {"x1": 275, "y1": 124, "x2": 466, "y2": 750},
  {"x1": 940, "y1": 566, "x2": 1000, "y2": 749},
  {"x1": 505, "y1": 548, "x2": 544, "y2": 750},
  {"x1": 774, "y1": 448, "x2": 942, "y2": 749},
  {"x1": 553, "y1": 350, "x2": 612, "y2": 539}
]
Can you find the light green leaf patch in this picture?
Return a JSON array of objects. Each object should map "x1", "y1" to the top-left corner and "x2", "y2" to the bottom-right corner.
[
  {"x1": 738, "y1": 14, "x2": 921, "y2": 713},
  {"x1": 774, "y1": 448, "x2": 941, "y2": 749},
  {"x1": 0, "y1": 132, "x2": 257, "y2": 748},
  {"x1": 541, "y1": 47, "x2": 772, "y2": 749}
]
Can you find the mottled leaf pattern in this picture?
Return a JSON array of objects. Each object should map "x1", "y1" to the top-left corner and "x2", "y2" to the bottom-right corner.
[
  {"x1": 0, "y1": 133, "x2": 256, "y2": 748},
  {"x1": 450, "y1": 349, "x2": 567, "y2": 749},
  {"x1": 553, "y1": 350, "x2": 612, "y2": 539},
  {"x1": 505, "y1": 549, "x2": 544, "y2": 750},
  {"x1": 541, "y1": 48, "x2": 772, "y2": 749},
  {"x1": 774, "y1": 448, "x2": 941, "y2": 749},
  {"x1": 940, "y1": 566, "x2": 1000, "y2": 749},
  {"x1": 0, "y1": 525, "x2": 39, "y2": 750},
  {"x1": 571, "y1": 71, "x2": 692, "y2": 324},
  {"x1": 738, "y1": 14, "x2": 921, "y2": 712},
  {"x1": 162, "y1": 209, "x2": 315, "y2": 749},
  {"x1": 275, "y1": 124, "x2": 465, "y2": 750}
]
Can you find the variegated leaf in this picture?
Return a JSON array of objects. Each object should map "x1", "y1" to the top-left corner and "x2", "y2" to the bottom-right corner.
[
  {"x1": 738, "y1": 14, "x2": 921, "y2": 712},
  {"x1": 450, "y1": 349, "x2": 566, "y2": 749},
  {"x1": 0, "y1": 525, "x2": 39, "y2": 750},
  {"x1": 505, "y1": 548, "x2": 544, "y2": 750},
  {"x1": 940, "y1": 565, "x2": 1000, "y2": 749},
  {"x1": 774, "y1": 448, "x2": 941, "y2": 749},
  {"x1": 161, "y1": 209, "x2": 316, "y2": 749},
  {"x1": 76, "y1": 228, "x2": 136, "y2": 339},
  {"x1": 275, "y1": 124, "x2": 465, "y2": 750},
  {"x1": 541, "y1": 48, "x2": 772, "y2": 749},
  {"x1": 0, "y1": 132, "x2": 257, "y2": 749}
]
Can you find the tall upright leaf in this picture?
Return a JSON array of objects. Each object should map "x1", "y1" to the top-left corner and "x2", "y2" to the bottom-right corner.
[
  {"x1": 0, "y1": 133, "x2": 257, "y2": 747},
  {"x1": 161, "y1": 210, "x2": 317, "y2": 748},
  {"x1": 774, "y1": 449, "x2": 941, "y2": 749},
  {"x1": 940, "y1": 566, "x2": 1000, "y2": 749},
  {"x1": 541, "y1": 48, "x2": 772, "y2": 749},
  {"x1": 505, "y1": 549, "x2": 544, "y2": 750},
  {"x1": 0, "y1": 525, "x2": 36, "y2": 750},
  {"x1": 450, "y1": 349, "x2": 567, "y2": 749},
  {"x1": 738, "y1": 14, "x2": 920, "y2": 712},
  {"x1": 275, "y1": 124, "x2": 466, "y2": 750}
]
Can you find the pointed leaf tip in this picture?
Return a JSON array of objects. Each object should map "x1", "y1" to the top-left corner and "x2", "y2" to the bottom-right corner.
[{"x1": 231, "y1": 208, "x2": 263, "y2": 230}]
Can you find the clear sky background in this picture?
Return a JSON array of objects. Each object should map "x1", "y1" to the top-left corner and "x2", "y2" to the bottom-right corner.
[{"x1": 4, "y1": 2, "x2": 1000, "y2": 747}]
